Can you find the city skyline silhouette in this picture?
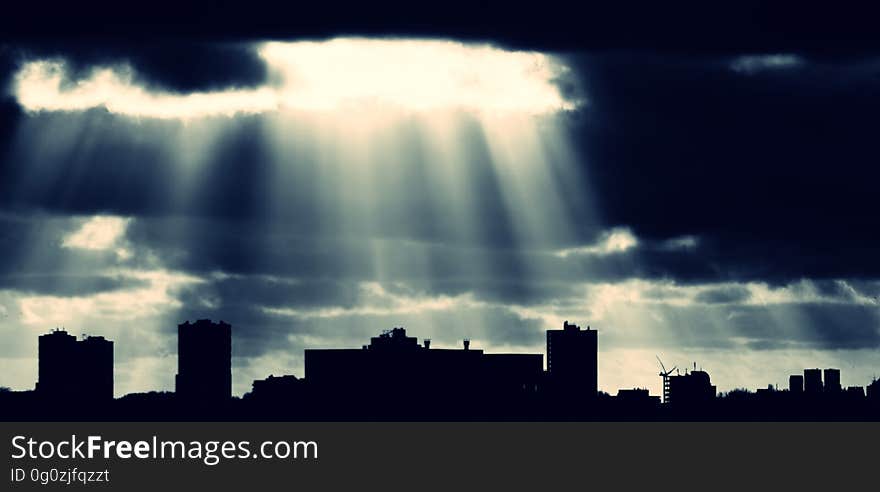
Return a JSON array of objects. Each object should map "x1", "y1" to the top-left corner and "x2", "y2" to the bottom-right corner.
[{"x1": 2, "y1": 318, "x2": 879, "y2": 421}]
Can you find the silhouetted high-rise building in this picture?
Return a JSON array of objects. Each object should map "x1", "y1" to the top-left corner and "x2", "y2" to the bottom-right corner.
[
  {"x1": 79, "y1": 336, "x2": 114, "y2": 400},
  {"x1": 37, "y1": 330, "x2": 113, "y2": 400},
  {"x1": 546, "y1": 321, "x2": 597, "y2": 399},
  {"x1": 823, "y1": 368, "x2": 841, "y2": 393},
  {"x1": 804, "y1": 368, "x2": 823, "y2": 395},
  {"x1": 789, "y1": 375, "x2": 804, "y2": 394},
  {"x1": 176, "y1": 319, "x2": 231, "y2": 402},
  {"x1": 37, "y1": 330, "x2": 77, "y2": 397}
]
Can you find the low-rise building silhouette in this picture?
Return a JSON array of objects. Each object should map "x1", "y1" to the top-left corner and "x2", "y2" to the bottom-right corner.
[
  {"x1": 176, "y1": 319, "x2": 231, "y2": 402},
  {"x1": 867, "y1": 379, "x2": 880, "y2": 402},
  {"x1": 37, "y1": 329, "x2": 113, "y2": 400},
  {"x1": 305, "y1": 327, "x2": 542, "y2": 406},
  {"x1": 845, "y1": 386, "x2": 865, "y2": 399},
  {"x1": 616, "y1": 388, "x2": 660, "y2": 406},
  {"x1": 246, "y1": 374, "x2": 303, "y2": 404},
  {"x1": 667, "y1": 368, "x2": 716, "y2": 407}
]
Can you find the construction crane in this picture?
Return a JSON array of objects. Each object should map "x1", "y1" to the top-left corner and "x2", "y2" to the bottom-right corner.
[{"x1": 657, "y1": 356, "x2": 676, "y2": 405}]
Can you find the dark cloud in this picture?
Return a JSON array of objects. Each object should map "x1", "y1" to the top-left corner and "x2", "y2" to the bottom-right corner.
[
  {"x1": 0, "y1": 99, "x2": 19, "y2": 170},
  {"x1": 728, "y1": 303, "x2": 880, "y2": 350},
  {"x1": 121, "y1": 215, "x2": 721, "y2": 306},
  {"x1": 744, "y1": 339, "x2": 798, "y2": 351},
  {"x1": 178, "y1": 276, "x2": 363, "y2": 311},
  {"x1": 0, "y1": 214, "x2": 122, "y2": 278},
  {"x1": 420, "y1": 278, "x2": 581, "y2": 306},
  {"x1": 809, "y1": 279, "x2": 880, "y2": 304},
  {"x1": 126, "y1": 215, "x2": 571, "y2": 307},
  {"x1": 479, "y1": 307, "x2": 546, "y2": 347},
  {"x1": 601, "y1": 301, "x2": 880, "y2": 352},
  {"x1": 0, "y1": 274, "x2": 147, "y2": 296},
  {"x1": 640, "y1": 286, "x2": 688, "y2": 301},
  {"x1": 695, "y1": 285, "x2": 751, "y2": 304},
  {"x1": 7, "y1": 42, "x2": 267, "y2": 93},
  {"x1": 0, "y1": 47, "x2": 21, "y2": 165},
  {"x1": 565, "y1": 53, "x2": 880, "y2": 283},
  {"x1": 0, "y1": 110, "x2": 183, "y2": 215}
]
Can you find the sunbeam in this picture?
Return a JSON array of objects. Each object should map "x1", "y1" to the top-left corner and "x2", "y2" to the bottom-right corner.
[{"x1": 3, "y1": 38, "x2": 598, "y2": 396}]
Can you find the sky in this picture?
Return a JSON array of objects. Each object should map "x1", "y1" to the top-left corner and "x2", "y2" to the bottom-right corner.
[{"x1": 1, "y1": 5, "x2": 879, "y2": 397}]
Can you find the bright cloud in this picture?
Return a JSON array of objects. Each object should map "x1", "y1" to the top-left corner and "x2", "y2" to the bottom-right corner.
[
  {"x1": 61, "y1": 215, "x2": 130, "y2": 252},
  {"x1": 260, "y1": 38, "x2": 573, "y2": 113},
  {"x1": 16, "y1": 268, "x2": 203, "y2": 326},
  {"x1": 13, "y1": 39, "x2": 575, "y2": 119},
  {"x1": 554, "y1": 227, "x2": 639, "y2": 257},
  {"x1": 14, "y1": 61, "x2": 277, "y2": 119}
]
